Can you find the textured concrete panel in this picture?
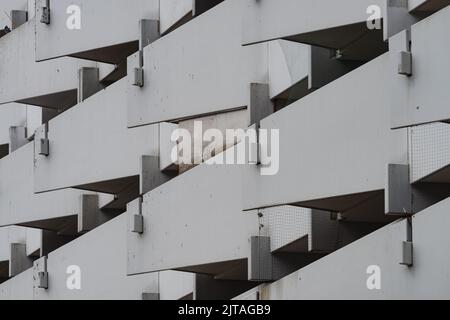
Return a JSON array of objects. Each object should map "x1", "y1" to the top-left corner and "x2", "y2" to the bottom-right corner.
[
  {"x1": 391, "y1": 6, "x2": 450, "y2": 127},
  {"x1": 0, "y1": 142, "x2": 110, "y2": 227},
  {"x1": 127, "y1": 0, "x2": 268, "y2": 127},
  {"x1": 1, "y1": 0, "x2": 450, "y2": 301},
  {"x1": 33, "y1": 79, "x2": 158, "y2": 193},
  {"x1": 127, "y1": 161, "x2": 259, "y2": 275},
  {"x1": 35, "y1": 0, "x2": 159, "y2": 62},
  {"x1": 0, "y1": 268, "x2": 34, "y2": 300},
  {"x1": 251, "y1": 198, "x2": 450, "y2": 299},
  {"x1": 0, "y1": 0, "x2": 28, "y2": 30},
  {"x1": 242, "y1": 0, "x2": 385, "y2": 45},
  {"x1": 0, "y1": 19, "x2": 98, "y2": 107},
  {"x1": 35, "y1": 214, "x2": 158, "y2": 300},
  {"x1": 160, "y1": 0, "x2": 192, "y2": 34},
  {"x1": 243, "y1": 53, "x2": 408, "y2": 211}
]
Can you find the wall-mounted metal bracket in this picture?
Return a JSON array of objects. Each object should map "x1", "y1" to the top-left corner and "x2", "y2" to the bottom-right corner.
[
  {"x1": 132, "y1": 67, "x2": 144, "y2": 87},
  {"x1": 132, "y1": 214, "x2": 144, "y2": 234},
  {"x1": 40, "y1": 0, "x2": 50, "y2": 24},
  {"x1": 400, "y1": 240, "x2": 413, "y2": 266},
  {"x1": 248, "y1": 236, "x2": 273, "y2": 281},
  {"x1": 396, "y1": 26, "x2": 412, "y2": 77},
  {"x1": 37, "y1": 271, "x2": 49, "y2": 289},
  {"x1": 385, "y1": 164, "x2": 412, "y2": 215},
  {"x1": 248, "y1": 124, "x2": 261, "y2": 166},
  {"x1": 35, "y1": 124, "x2": 50, "y2": 156},
  {"x1": 129, "y1": 50, "x2": 144, "y2": 87},
  {"x1": 33, "y1": 256, "x2": 48, "y2": 290},
  {"x1": 398, "y1": 51, "x2": 412, "y2": 76},
  {"x1": 250, "y1": 83, "x2": 273, "y2": 126},
  {"x1": 38, "y1": 138, "x2": 50, "y2": 156},
  {"x1": 128, "y1": 197, "x2": 144, "y2": 234},
  {"x1": 248, "y1": 83, "x2": 273, "y2": 166}
]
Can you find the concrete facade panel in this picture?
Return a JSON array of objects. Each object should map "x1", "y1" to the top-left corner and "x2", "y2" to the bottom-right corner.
[
  {"x1": 243, "y1": 54, "x2": 408, "y2": 210},
  {"x1": 0, "y1": 19, "x2": 98, "y2": 106},
  {"x1": 33, "y1": 79, "x2": 158, "y2": 193},
  {"x1": 391, "y1": 6, "x2": 450, "y2": 128},
  {"x1": 127, "y1": 0, "x2": 268, "y2": 127},
  {"x1": 242, "y1": 0, "x2": 385, "y2": 45},
  {"x1": 35, "y1": 0, "x2": 159, "y2": 62}
]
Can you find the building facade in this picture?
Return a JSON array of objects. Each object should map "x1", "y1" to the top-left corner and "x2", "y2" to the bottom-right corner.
[{"x1": 0, "y1": 0, "x2": 450, "y2": 300}]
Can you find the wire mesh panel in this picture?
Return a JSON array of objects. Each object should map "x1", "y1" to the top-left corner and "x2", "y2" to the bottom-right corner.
[
  {"x1": 260, "y1": 206, "x2": 311, "y2": 253},
  {"x1": 409, "y1": 122, "x2": 450, "y2": 182}
]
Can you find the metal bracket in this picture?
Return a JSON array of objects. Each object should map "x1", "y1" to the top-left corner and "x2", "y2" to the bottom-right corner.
[
  {"x1": 333, "y1": 49, "x2": 344, "y2": 60},
  {"x1": 400, "y1": 240, "x2": 413, "y2": 266},
  {"x1": 385, "y1": 164, "x2": 412, "y2": 215},
  {"x1": 132, "y1": 214, "x2": 144, "y2": 234},
  {"x1": 35, "y1": 124, "x2": 50, "y2": 156},
  {"x1": 248, "y1": 83, "x2": 273, "y2": 166},
  {"x1": 40, "y1": 0, "x2": 50, "y2": 24},
  {"x1": 33, "y1": 256, "x2": 49, "y2": 289},
  {"x1": 250, "y1": 83, "x2": 273, "y2": 126},
  {"x1": 38, "y1": 138, "x2": 49, "y2": 156},
  {"x1": 132, "y1": 67, "x2": 144, "y2": 87},
  {"x1": 129, "y1": 197, "x2": 144, "y2": 234},
  {"x1": 248, "y1": 125, "x2": 261, "y2": 165},
  {"x1": 129, "y1": 50, "x2": 144, "y2": 87},
  {"x1": 248, "y1": 236, "x2": 273, "y2": 281},
  {"x1": 37, "y1": 271, "x2": 49, "y2": 289},
  {"x1": 398, "y1": 51, "x2": 412, "y2": 76}
]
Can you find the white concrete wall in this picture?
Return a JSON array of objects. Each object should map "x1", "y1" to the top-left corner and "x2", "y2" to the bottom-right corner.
[
  {"x1": 242, "y1": 0, "x2": 385, "y2": 45},
  {"x1": 237, "y1": 197, "x2": 450, "y2": 299},
  {"x1": 0, "y1": 142, "x2": 111, "y2": 227},
  {"x1": 243, "y1": 53, "x2": 408, "y2": 211},
  {"x1": 0, "y1": 19, "x2": 99, "y2": 106},
  {"x1": 127, "y1": 0, "x2": 268, "y2": 127},
  {"x1": 34, "y1": 0, "x2": 159, "y2": 62},
  {"x1": 33, "y1": 78, "x2": 158, "y2": 193}
]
